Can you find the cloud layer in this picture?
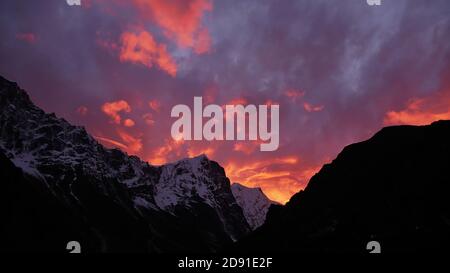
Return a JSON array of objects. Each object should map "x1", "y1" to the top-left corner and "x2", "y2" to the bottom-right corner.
[{"x1": 1, "y1": 0, "x2": 450, "y2": 203}]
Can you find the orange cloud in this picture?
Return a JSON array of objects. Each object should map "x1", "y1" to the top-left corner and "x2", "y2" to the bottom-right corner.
[
  {"x1": 384, "y1": 91, "x2": 450, "y2": 126},
  {"x1": 147, "y1": 138, "x2": 185, "y2": 165},
  {"x1": 277, "y1": 156, "x2": 299, "y2": 164},
  {"x1": 94, "y1": 130, "x2": 143, "y2": 154},
  {"x1": 132, "y1": 0, "x2": 213, "y2": 53},
  {"x1": 123, "y1": 119, "x2": 136, "y2": 127},
  {"x1": 233, "y1": 143, "x2": 255, "y2": 155},
  {"x1": 94, "y1": 135, "x2": 129, "y2": 150},
  {"x1": 233, "y1": 142, "x2": 262, "y2": 155},
  {"x1": 224, "y1": 155, "x2": 311, "y2": 204},
  {"x1": 120, "y1": 31, "x2": 177, "y2": 76},
  {"x1": 101, "y1": 100, "x2": 131, "y2": 124},
  {"x1": 303, "y1": 102, "x2": 324, "y2": 112},
  {"x1": 227, "y1": 97, "x2": 248, "y2": 105},
  {"x1": 187, "y1": 146, "x2": 215, "y2": 158},
  {"x1": 117, "y1": 129, "x2": 143, "y2": 154}
]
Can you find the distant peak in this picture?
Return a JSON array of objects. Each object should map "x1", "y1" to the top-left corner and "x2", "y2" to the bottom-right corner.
[
  {"x1": 0, "y1": 75, "x2": 13, "y2": 84},
  {"x1": 232, "y1": 182, "x2": 262, "y2": 192},
  {"x1": 431, "y1": 120, "x2": 450, "y2": 126},
  {"x1": 231, "y1": 182, "x2": 277, "y2": 229},
  {"x1": 195, "y1": 153, "x2": 209, "y2": 160},
  {"x1": 0, "y1": 75, "x2": 32, "y2": 105},
  {"x1": 175, "y1": 153, "x2": 209, "y2": 164},
  {"x1": 232, "y1": 182, "x2": 245, "y2": 188},
  {"x1": 0, "y1": 75, "x2": 19, "y2": 91}
]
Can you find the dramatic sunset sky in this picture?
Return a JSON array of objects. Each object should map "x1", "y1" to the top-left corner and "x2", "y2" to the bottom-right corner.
[{"x1": 1, "y1": 0, "x2": 450, "y2": 203}]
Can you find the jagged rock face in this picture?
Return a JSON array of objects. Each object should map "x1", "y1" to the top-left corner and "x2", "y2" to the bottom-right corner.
[
  {"x1": 0, "y1": 75, "x2": 250, "y2": 252},
  {"x1": 236, "y1": 120, "x2": 450, "y2": 253},
  {"x1": 156, "y1": 157, "x2": 250, "y2": 241},
  {"x1": 231, "y1": 183, "x2": 278, "y2": 230}
]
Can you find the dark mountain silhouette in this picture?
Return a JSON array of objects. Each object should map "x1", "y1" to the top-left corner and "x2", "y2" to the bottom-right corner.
[
  {"x1": 236, "y1": 120, "x2": 450, "y2": 253},
  {"x1": 0, "y1": 75, "x2": 250, "y2": 252}
]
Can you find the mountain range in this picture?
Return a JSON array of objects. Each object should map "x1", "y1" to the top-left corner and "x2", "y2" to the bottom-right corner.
[
  {"x1": 2, "y1": 74, "x2": 450, "y2": 253},
  {"x1": 0, "y1": 75, "x2": 274, "y2": 252}
]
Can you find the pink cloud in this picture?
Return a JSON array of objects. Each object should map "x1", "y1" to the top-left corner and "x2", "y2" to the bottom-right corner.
[
  {"x1": 142, "y1": 113, "x2": 155, "y2": 126},
  {"x1": 303, "y1": 102, "x2": 324, "y2": 112},
  {"x1": 120, "y1": 31, "x2": 177, "y2": 77},
  {"x1": 16, "y1": 33, "x2": 36, "y2": 44},
  {"x1": 131, "y1": 0, "x2": 213, "y2": 53},
  {"x1": 284, "y1": 89, "x2": 305, "y2": 102},
  {"x1": 384, "y1": 91, "x2": 450, "y2": 126},
  {"x1": 76, "y1": 106, "x2": 88, "y2": 116},
  {"x1": 148, "y1": 99, "x2": 161, "y2": 112}
]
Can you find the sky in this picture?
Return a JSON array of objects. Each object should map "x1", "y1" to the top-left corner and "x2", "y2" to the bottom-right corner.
[{"x1": 1, "y1": 0, "x2": 450, "y2": 204}]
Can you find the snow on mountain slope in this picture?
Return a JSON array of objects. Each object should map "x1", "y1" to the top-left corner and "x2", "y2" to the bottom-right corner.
[
  {"x1": 156, "y1": 155, "x2": 251, "y2": 240},
  {"x1": 231, "y1": 183, "x2": 279, "y2": 229}
]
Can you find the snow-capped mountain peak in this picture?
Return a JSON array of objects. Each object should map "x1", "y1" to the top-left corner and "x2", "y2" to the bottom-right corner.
[{"x1": 231, "y1": 182, "x2": 279, "y2": 229}]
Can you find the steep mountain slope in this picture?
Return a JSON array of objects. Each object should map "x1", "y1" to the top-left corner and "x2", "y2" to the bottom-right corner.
[
  {"x1": 236, "y1": 120, "x2": 450, "y2": 253},
  {"x1": 0, "y1": 150, "x2": 157, "y2": 252},
  {"x1": 0, "y1": 75, "x2": 250, "y2": 252},
  {"x1": 157, "y1": 157, "x2": 250, "y2": 241},
  {"x1": 231, "y1": 183, "x2": 278, "y2": 229}
]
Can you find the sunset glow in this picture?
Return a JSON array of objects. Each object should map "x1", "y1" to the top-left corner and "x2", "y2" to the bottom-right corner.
[{"x1": 2, "y1": 0, "x2": 450, "y2": 204}]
